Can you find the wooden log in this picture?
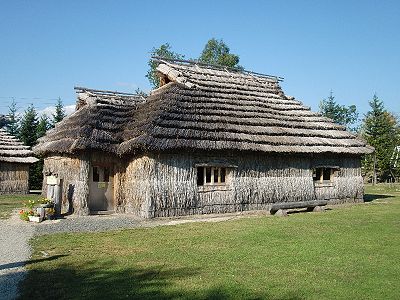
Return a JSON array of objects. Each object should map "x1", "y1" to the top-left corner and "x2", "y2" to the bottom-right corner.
[{"x1": 270, "y1": 200, "x2": 328, "y2": 214}]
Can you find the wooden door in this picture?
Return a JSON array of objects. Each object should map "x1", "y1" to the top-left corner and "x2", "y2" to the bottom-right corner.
[{"x1": 89, "y1": 166, "x2": 114, "y2": 211}]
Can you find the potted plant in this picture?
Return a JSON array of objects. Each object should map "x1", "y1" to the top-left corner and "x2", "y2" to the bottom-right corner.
[
  {"x1": 28, "y1": 211, "x2": 42, "y2": 223},
  {"x1": 19, "y1": 210, "x2": 29, "y2": 221},
  {"x1": 39, "y1": 198, "x2": 54, "y2": 208},
  {"x1": 25, "y1": 199, "x2": 36, "y2": 210}
]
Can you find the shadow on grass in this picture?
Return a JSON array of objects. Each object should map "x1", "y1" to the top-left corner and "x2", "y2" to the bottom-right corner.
[
  {"x1": 363, "y1": 194, "x2": 393, "y2": 203},
  {"x1": 18, "y1": 259, "x2": 304, "y2": 300},
  {"x1": 0, "y1": 254, "x2": 68, "y2": 271}
]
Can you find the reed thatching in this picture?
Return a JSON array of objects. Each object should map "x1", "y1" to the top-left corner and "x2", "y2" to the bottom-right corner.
[
  {"x1": 0, "y1": 129, "x2": 38, "y2": 163},
  {"x1": 119, "y1": 60, "x2": 373, "y2": 156},
  {"x1": 35, "y1": 61, "x2": 372, "y2": 157},
  {"x1": 0, "y1": 129, "x2": 37, "y2": 194},
  {"x1": 34, "y1": 87, "x2": 145, "y2": 156},
  {"x1": 123, "y1": 152, "x2": 363, "y2": 218},
  {"x1": 0, "y1": 162, "x2": 30, "y2": 194}
]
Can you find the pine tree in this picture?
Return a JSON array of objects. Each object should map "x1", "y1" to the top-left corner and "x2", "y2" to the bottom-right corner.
[
  {"x1": 18, "y1": 104, "x2": 38, "y2": 147},
  {"x1": 33, "y1": 116, "x2": 50, "y2": 191},
  {"x1": 18, "y1": 105, "x2": 41, "y2": 190},
  {"x1": 362, "y1": 94, "x2": 399, "y2": 182},
  {"x1": 319, "y1": 91, "x2": 358, "y2": 131},
  {"x1": 134, "y1": 87, "x2": 147, "y2": 98},
  {"x1": 37, "y1": 115, "x2": 51, "y2": 138},
  {"x1": 5, "y1": 98, "x2": 19, "y2": 136},
  {"x1": 52, "y1": 97, "x2": 65, "y2": 126},
  {"x1": 0, "y1": 115, "x2": 8, "y2": 128}
]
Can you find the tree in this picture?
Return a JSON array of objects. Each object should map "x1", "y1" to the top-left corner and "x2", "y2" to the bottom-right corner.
[
  {"x1": 18, "y1": 104, "x2": 38, "y2": 147},
  {"x1": 37, "y1": 115, "x2": 51, "y2": 138},
  {"x1": 19, "y1": 105, "x2": 41, "y2": 190},
  {"x1": 146, "y1": 43, "x2": 184, "y2": 88},
  {"x1": 319, "y1": 91, "x2": 358, "y2": 131},
  {"x1": 198, "y1": 38, "x2": 241, "y2": 69},
  {"x1": 0, "y1": 115, "x2": 8, "y2": 128},
  {"x1": 134, "y1": 87, "x2": 147, "y2": 98},
  {"x1": 362, "y1": 94, "x2": 400, "y2": 182},
  {"x1": 146, "y1": 39, "x2": 243, "y2": 88},
  {"x1": 52, "y1": 97, "x2": 66, "y2": 126},
  {"x1": 5, "y1": 98, "x2": 19, "y2": 136},
  {"x1": 34, "y1": 115, "x2": 51, "y2": 190}
]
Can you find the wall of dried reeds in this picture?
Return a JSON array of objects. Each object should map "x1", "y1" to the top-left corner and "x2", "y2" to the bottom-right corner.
[
  {"x1": 42, "y1": 150, "x2": 363, "y2": 217},
  {"x1": 43, "y1": 152, "x2": 126, "y2": 214},
  {"x1": 43, "y1": 155, "x2": 82, "y2": 213},
  {"x1": 123, "y1": 151, "x2": 364, "y2": 218},
  {"x1": 0, "y1": 162, "x2": 29, "y2": 194}
]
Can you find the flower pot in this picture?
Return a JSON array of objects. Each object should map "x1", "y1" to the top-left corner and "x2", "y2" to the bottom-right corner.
[
  {"x1": 40, "y1": 203, "x2": 53, "y2": 208},
  {"x1": 28, "y1": 216, "x2": 42, "y2": 223}
]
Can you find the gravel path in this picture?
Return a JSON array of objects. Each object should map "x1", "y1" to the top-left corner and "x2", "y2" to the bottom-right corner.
[
  {"x1": 34, "y1": 214, "x2": 148, "y2": 235},
  {"x1": 33, "y1": 213, "x2": 239, "y2": 235},
  {"x1": 0, "y1": 214, "x2": 34, "y2": 300}
]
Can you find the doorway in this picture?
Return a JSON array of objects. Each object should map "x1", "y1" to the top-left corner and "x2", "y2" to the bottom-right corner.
[{"x1": 89, "y1": 165, "x2": 114, "y2": 212}]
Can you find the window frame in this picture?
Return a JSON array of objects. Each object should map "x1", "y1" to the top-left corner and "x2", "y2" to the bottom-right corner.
[
  {"x1": 92, "y1": 166, "x2": 100, "y2": 182},
  {"x1": 312, "y1": 166, "x2": 338, "y2": 184},
  {"x1": 197, "y1": 166, "x2": 227, "y2": 187}
]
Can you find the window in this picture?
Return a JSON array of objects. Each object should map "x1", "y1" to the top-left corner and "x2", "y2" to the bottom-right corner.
[
  {"x1": 104, "y1": 167, "x2": 110, "y2": 182},
  {"x1": 205, "y1": 167, "x2": 212, "y2": 183},
  {"x1": 313, "y1": 167, "x2": 334, "y2": 183},
  {"x1": 197, "y1": 166, "x2": 227, "y2": 186},
  {"x1": 93, "y1": 167, "x2": 100, "y2": 182},
  {"x1": 92, "y1": 166, "x2": 111, "y2": 182}
]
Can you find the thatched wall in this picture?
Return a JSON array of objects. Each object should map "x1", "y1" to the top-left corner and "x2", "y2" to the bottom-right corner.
[
  {"x1": 0, "y1": 162, "x2": 30, "y2": 194},
  {"x1": 42, "y1": 150, "x2": 363, "y2": 217},
  {"x1": 43, "y1": 155, "x2": 82, "y2": 214},
  {"x1": 43, "y1": 152, "x2": 126, "y2": 215},
  {"x1": 124, "y1": 152, "x2": 363, "y2": 218}
]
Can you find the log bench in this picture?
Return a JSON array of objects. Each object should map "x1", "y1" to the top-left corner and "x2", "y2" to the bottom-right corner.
[{"x1": 270, "y1": 200, "x2": 328, "y2": 216}]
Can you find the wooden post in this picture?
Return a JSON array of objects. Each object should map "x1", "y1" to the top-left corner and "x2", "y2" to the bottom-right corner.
[
  {"x1": 54, "y1": 179, "x2": 62, "y2": 215},
  {"x1": 73, "y1": 155, "x2": 90, "y2": 215}
]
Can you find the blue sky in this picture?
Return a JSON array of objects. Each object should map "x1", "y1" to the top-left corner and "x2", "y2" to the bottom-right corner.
[{"x1": 0, "y1": 0, "x2": 399, "y2": 118}]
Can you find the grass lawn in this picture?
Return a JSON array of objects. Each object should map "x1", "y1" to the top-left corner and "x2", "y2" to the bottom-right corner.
[
  {"x1": 0, "y1": 194, "x2": 41, "y2": 219},
  {"x1": 20, "y1": 184, "x2": 400, "y2": 299}
]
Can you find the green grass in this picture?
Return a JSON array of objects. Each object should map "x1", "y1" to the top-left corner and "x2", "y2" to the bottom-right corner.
[
  {"x1": 0, "y1": 194, "x2": 41, "y2": 219},
  {"x1": 20, "y1": 184, "x2": 400, "y2": 299}
]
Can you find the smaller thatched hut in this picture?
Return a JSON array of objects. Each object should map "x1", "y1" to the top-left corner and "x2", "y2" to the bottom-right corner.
[{"x1": 0, "y1": 129, "x2": 38, "y2": 194}]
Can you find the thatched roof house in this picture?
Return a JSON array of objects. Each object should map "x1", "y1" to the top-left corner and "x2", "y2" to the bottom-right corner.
[
  {"x1": 34, "y1": 59, "x2": 373, "y2": 217},
  {"x1": 0, "y1": 128, "x2": 38, "y2": 194}
]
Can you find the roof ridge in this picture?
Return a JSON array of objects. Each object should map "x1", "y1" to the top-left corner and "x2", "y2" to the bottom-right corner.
[
  {"x1": 74, "y1": 86, "x2": 144, "y2": 98},
  {"x1": 152, "y1": 56, "x2": 284, "y2": 82}
]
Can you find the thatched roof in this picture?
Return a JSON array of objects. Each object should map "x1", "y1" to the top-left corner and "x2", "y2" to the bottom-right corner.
[
  {"x1": 34, "y1": 60, "x2": 373, "y2": 157},
  {"x1": 0, "y1": 129, "x2": 38, "y2": 163},
  {"x1": 34, "y1": 87, "x2": 145, "y2": 155},
  {"x1": 119, "y1": 59, "x2": 373, "y2": 155}
]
